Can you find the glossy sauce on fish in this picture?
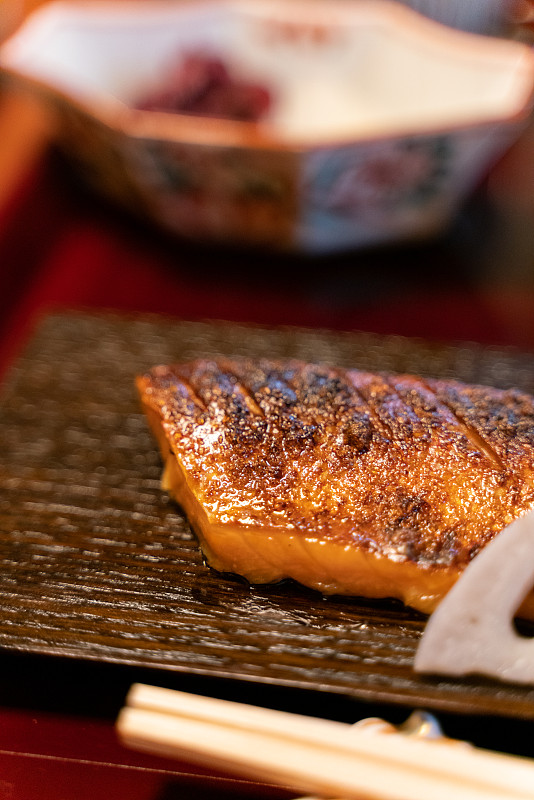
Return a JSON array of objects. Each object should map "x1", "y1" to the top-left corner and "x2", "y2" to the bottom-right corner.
[{"x1": 136, "y1": 357, "x2": 534, "y2": 614}]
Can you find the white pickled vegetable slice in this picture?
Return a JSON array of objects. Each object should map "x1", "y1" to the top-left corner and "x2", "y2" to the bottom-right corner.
[{"x1": 415, "y1": 509, "x2": 534, "y2": 684}]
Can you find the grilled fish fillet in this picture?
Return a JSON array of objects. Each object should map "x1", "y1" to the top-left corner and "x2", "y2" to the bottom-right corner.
[{"x1": 136, "y1": 357, "x2": 534, "y2": 615}]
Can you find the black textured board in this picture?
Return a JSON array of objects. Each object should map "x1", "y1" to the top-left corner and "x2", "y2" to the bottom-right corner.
[{"x1": 2, "y1": 311, "x2": 534, "y2": 719}]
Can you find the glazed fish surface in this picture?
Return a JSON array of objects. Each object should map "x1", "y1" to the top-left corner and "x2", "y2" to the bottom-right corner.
[{"x1": 136, "y1": 357, "x2": 534, "y2": 615}]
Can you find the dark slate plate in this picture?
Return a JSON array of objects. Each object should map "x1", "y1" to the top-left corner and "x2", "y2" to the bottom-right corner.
[{"x1": 2, "y1": 311, "x2": 534, "y2": 720}]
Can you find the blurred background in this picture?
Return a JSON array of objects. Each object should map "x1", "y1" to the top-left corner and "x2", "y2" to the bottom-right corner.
[{"x1": 0, "y1": 0, "x2": 534, "y2": 380}]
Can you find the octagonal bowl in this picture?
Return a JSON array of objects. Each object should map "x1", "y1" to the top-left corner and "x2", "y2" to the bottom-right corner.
[{"x1": 2, "y1": 0, "x2": 534, "y2": 252}]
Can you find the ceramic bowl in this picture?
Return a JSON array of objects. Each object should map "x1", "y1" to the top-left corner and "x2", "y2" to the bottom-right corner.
[{"x1": 2, "y1": 0, "x2": 534, "y2": 253}]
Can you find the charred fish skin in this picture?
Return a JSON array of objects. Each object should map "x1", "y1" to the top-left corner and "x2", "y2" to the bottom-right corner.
[{"x1": 136, "y1": 358, "x2": 534, "y2": 614}]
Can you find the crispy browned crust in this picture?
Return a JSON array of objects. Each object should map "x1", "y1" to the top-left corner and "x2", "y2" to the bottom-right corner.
[{"x1": 136, "y1": 357, "x2": 534, "y2": 613}]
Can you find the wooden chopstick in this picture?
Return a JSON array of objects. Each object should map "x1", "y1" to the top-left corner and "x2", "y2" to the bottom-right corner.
[{"x1": 117, "y1": 684, "x2": 534, "y2": 800}]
